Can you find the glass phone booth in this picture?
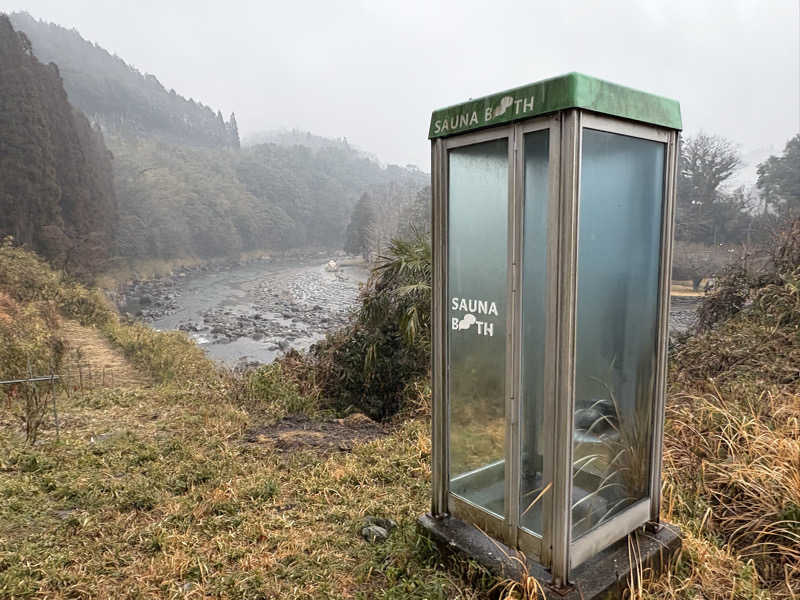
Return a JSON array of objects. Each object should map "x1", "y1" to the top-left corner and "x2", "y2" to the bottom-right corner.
[{"x1": 423, "y1": 73, "x2": 682, "y2": 590}]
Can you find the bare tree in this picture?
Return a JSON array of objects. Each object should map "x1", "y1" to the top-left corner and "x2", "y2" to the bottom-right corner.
[{"x1": 676, "y1": 133, "x2": 743, "y2": 244}]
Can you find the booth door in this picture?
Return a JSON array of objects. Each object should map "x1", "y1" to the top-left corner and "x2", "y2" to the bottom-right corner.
[
  {"x1": 446, "y1": 123, "x2": 555, "y2": 548},
  {"x1": 518, "y1": 129, "x2": 551, "y2": 537},
  {"x1": 570, "y1": 122, "x2": 666, "y2": 563},
  {"x1": 447, "y1": 136, "x2": 510, "y2": 518}
]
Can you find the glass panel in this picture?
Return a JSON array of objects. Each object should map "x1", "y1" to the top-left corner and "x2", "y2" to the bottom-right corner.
[
  {"x1": 519, "y1": 130, "x2": 549, "y2": 535},
  {"x1": 448, "y1": 138, "x2": 508, "y2": 517},
  {"x1": 571, "y1": 129, "x2": 664, "y2": 538}
]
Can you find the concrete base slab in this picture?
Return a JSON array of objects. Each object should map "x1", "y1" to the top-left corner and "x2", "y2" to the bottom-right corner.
[{"x1": 418, "y1": 513, "x2": 681, "y2": 599}]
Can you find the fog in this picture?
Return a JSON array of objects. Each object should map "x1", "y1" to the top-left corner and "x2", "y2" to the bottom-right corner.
[{"x1": 1, "y1": 0, "x2": 797, "y2": 179}]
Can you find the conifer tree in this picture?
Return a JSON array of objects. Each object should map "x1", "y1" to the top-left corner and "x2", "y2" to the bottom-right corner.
[
  {"x1": 228, "y1": 112, "x2": 240, "y2": 149},
  {"x1": 344, "y1": 193, "x2": 377, "y2": 259}
]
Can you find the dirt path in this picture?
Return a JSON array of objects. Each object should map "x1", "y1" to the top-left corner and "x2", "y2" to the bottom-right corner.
[{"x1": 59, "y1": 320, "x2": 150, "y2": 390}]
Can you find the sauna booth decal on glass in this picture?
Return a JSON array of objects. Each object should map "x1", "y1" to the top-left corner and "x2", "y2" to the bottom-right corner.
[{"x1": 426, "y1": 73, "x2": 682, "y2": 585}]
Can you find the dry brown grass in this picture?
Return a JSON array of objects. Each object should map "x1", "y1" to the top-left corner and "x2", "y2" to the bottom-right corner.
[
  {"x1": 641, "y1": 247, "x2": 800, "y2": 598},
  {"x1": 59, "y1": 320, "x2": 152, "y2": 390},
  {"x1": 0, "y1": 380, "x2": 497, "y2": 599},
  {"x1": 659, "y1": 383, "x2": 800, "y2": 598},
  {"x1": 3, "y1": 239, "x2": 799, "y2": 598}
]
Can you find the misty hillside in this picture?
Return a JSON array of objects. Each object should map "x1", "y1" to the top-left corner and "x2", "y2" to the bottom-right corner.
[
  {"x1": 108, "y1": 134, "x2": 427, "y2": 261},
  {"x1": 244, "y1": 130, "x2": 355, "y2": 152},
  {"x1": 9, "y1": 11, "x2": 239, "y2": 149},
  {"x1": 6, "y1": 12, "x2": 428, "y2": 266},
  {"x1": 243, "y1": 129, "x2": 384, "y2": 165},
  {"x1": 111, "y1": 136, "x2": 427, "y2": 260},
  {"x1": 0, "y1": 14, "x2": 117, "y2": 276}
]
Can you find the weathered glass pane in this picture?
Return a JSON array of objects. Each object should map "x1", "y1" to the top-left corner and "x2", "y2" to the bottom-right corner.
[
  {"x1": 571, "y1": 129, "x2": 664, "y2": 538},
  {"x1": 448, "y1": 138, "x2": 508, "y2": 517},
  {"x1": 519, "y1": 130, "x2": 549, "y2": 535}
]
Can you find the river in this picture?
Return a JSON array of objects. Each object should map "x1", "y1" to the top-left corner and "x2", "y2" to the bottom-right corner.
[
  {"x1": 120, "y1": 257, "x2": 699, "y2": 367},
  {"x1": 120, "y1": 257, "x2": 369, "y2": 366}
]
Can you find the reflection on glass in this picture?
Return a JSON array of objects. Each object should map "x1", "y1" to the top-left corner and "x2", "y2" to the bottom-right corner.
[
  {"x1": 448, "y1": 139, "x2": 508, "y2": 517},
  {"x1": 519, "y1": 130, "x2": 549, "y2": 535},
  {"x1": 571, "y1": 129, "x2": 664, "y2": 538}
]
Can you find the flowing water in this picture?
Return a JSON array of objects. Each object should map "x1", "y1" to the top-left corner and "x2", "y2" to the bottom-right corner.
[
  {"x1": 121, "y1": 258, "x2": 369, "y2": 366},
  {"x1": 120, "y1": 257, "x2": 697, "y2": 367}
]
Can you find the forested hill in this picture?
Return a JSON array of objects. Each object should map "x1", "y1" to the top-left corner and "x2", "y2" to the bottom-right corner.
[
  {"x1": 0, "y1": 14, "x2": 117, "y2": 277},
  {"x1": 243, "y1": 129, "x2": 378, "y2": 162},
  {"x1": 4, "y1": 12, "x2": 428, "y2": 268},
  {"x1": 112, "y1": 137, "x2": 428, "y2": 260},
  {"x1": 9, "y1": 11, "x2": 239, "y2": 149},
  {"x1": 236, "y1": 143, "x2": 426, "y2": 249}
]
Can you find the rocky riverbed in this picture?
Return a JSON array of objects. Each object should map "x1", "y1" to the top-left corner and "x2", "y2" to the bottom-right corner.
[
  {"x1": 669, "y1": 296, "x2": 701, "y2": 335},
  {"x1": 119, "y1": 256, "x2": 368, "y2": 366},
  {"x1": 120, "y1": 258, "x2": 701, "y2": 366}
]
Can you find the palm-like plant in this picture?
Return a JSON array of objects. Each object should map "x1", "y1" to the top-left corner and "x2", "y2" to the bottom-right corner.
[
  {"x1": 360, "y1": 230, "x2": 431, "y2": 374},
  {"x1": 572, "y1": 376, "x2": 652, "y2": 536},
  {"x1": 310, "y1": 230, "x2": 432, "y2": 420}
]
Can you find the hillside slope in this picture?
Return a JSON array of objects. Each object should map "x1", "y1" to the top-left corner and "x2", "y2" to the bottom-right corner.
[
  {"x1": 1, "y1": 235, "x2": 799, "y2": 597},
  {"x1": 0, "y1": 15, "x2": 117, "y2": 277},
  {"x1": 9, "y1": 11, "x2": 239, "y2": 149}
]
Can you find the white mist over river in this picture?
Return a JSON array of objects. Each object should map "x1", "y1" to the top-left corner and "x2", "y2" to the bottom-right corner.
[{"x1": 121, "y1": 258, "x2": 369, "y2": 366}]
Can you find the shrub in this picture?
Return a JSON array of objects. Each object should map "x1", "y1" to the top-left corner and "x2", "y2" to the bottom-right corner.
[
  {"x1": 246, "y1": 363, "x2": 315, "y2": 418},
  {"x1": 694, "y1": 219, "x2": 800, "y2": 333},
  {"x1": 694, "y1": 261, "x2": 754, "y2": 331},
  {"x1": 771, "y1": 218, "x2": 800, "y2": 275},
  {"x1": 309, "y1": 233, "x2": 431, "y2": 420}
]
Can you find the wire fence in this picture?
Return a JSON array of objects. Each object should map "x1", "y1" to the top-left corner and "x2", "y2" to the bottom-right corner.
[
  {"x1": 2, "y1": 358, "x2": 127, "y2": 444},
  {"x1": 1, "y1": 368, "x2": 61, "y2": 444}
]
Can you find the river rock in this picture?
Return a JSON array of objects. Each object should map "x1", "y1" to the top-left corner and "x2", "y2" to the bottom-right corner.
[
  {"x1": 363, "y1": 516, "x2": 397, "y2": 531},
  {"x1": 361, "y1": 525, "x2": 388, "y2": 544}
]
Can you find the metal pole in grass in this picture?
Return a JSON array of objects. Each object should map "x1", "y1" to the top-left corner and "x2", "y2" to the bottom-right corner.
[
  {"x1": 27, "y1": 358, "x2": 40, "y2": 444},
  {"x1": 50, "y1": 362, "x2": 59, "y2": 440},
  {"x1": 27, "y1": 359, "x2": 33, "y2": 443}
]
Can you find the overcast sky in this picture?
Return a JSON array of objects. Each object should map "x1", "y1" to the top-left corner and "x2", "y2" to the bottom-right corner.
[{"x1": 1, "y1": 0, "x2": 798, "y2": 183}]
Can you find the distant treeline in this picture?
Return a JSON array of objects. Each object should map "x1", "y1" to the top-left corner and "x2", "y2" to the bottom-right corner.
[
  {"x1": 0, "y1": 13, "x2": 428, "y2": 276},
  {"x1": 111, "y1": 135, "x2": 427, "y2": 260}
]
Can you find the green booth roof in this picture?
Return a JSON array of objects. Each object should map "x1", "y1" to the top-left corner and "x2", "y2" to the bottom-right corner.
[{"x1": 428, "y1": 72, "x2": 681, "y2": 139}]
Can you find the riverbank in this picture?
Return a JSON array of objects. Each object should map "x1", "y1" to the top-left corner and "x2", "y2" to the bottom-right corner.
[
  {"x1": 117, "y1": 255, "x2": 369, "y2": 366},
  {"x1": 98, "y1": 247, "x2": 346, "y2": 294}
]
